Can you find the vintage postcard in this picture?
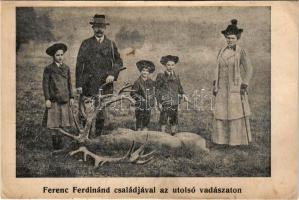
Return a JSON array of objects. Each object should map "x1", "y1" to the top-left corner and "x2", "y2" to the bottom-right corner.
[{"x1": 1, "y1": 1, "x2": 298, "y2": 199}]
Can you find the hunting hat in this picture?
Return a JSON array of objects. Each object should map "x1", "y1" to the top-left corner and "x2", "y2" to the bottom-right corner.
[
  {"x1": 136, "y1": 60, "x2": 155, "y2": 73},
  {"x1": 160, "y1": 55, "x2": 179, "y2": 65},
  {"x1": 90, "y1": 14, "x2": 110, "y2": 25},
  {"x1": 46, "y1": 43, "x2": 67, "y2": 56},
  {"x1": 221, "y1": 19, "x2": 243, "y2": 36}
]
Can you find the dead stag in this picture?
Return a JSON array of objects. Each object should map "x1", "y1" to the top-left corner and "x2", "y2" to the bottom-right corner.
[{"x1": 50, "y1": 82, "x2": 155, "y2": 167}]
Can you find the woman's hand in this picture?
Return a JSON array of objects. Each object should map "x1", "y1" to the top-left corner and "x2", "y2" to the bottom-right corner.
[
  {"x1": 240, "y1": 83, "x2": 248, "y2": 95},
  {"x1": 213, "y1": 88, "x2": 218, "y2": 96},
  {"x1": 45, "y1": 100, "x2": 51, "y2": 108},
  {"x1": 212, "y1": 80, "x2": 217, "y2": 96}
]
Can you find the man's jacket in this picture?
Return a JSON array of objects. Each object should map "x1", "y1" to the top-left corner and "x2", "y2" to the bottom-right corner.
[{"x1": 76, "y1": 35, "x2": 123, "y2": 96}]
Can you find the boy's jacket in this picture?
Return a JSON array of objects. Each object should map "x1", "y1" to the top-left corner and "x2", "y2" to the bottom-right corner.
[
  {"x1": 130, "y1": 77, "x2": 156, "y2": 110},
  {"x1": 155, "y1": 71, "x2": 184, "y2": 106},
  {"x1": 43, "y1": 62, "x2": 73, "y2": 104}
]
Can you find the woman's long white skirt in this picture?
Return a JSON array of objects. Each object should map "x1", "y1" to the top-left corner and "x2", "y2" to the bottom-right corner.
[{"x1": 212, "y1": 117, "x2": 252, "y2": 145}]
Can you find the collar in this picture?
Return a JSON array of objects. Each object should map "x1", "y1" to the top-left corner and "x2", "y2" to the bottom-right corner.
[
  {"x1": 141, "y1": 76, "x2": 148, "y2": 81},
  {"x1": 165, "y1": 70, "x2": 174, "y2": 76},
  {"x1": 219, "y1": 45, "x2": 241, "y2": 57},
  {"x1": 55, "y1": 62, "x2": 63, "y2": 67},
  {"x1": 226, "y1": 45, "x2": 236, "y2": 51},
  {"x1": 139, "y1": 76, "x2": 151, "y2": 82},
  {"x1": 95, "y1": 35, "x2": 105, "y2": 43},
  {"x1": 51, "y1": 62, "x2": 68, "y2": 78},
  {"x1": 164, "y1": 71, "x2": 177, "y2": 80}
]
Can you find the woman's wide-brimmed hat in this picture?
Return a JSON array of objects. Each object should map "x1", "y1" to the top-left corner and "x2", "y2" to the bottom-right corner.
[
  {"x1": 136, "y1": 60, "x2": 155, "y2": 73},
  {"x1": 221, "y1": 19, "x2": 243, "y2": 36},
  {"x1": 46, "y1": 43, "x2": 67, "y2": 56},
  {"x1": 160, "y1": 55, "x2": 179, "y2": 65},
  {"x1": 89, "y1": 14, "x2": 110, "y2": 26}
]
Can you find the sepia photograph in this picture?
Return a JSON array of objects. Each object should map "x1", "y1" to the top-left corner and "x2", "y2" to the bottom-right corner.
[
  {"x1": 1, "y1": 1, "x2": 298, "y2": 198},
  {"x1": 15, "y1": 6, "x2": 271, "y2": 178}
]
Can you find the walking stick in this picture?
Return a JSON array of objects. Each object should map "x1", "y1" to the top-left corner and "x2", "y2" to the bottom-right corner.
[{"x1": 240, "y1": 92, "x2": 250, "y2": 144}]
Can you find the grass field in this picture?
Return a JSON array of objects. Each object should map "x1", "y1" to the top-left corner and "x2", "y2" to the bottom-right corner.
[
  {"x1": 16, "y1": 7, "x2": 271, "y2": 177},
  {"x1": 16, "y1": 61, "x2": 270, "y2": 177}
]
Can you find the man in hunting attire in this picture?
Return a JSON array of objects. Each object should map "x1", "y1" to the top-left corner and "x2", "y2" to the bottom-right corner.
[{"x1": 76, "y1": 14, "x2": 123, "y2": 136}]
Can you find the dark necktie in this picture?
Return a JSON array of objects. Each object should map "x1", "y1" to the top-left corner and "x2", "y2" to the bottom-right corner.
[{"x1": 227, "y1": 45, "x2": 236, "y2": 51}]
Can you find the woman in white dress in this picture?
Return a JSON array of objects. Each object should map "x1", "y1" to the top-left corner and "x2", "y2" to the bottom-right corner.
[{"x1": 212, "y1": 19, "x2": 253, "y2": 146}]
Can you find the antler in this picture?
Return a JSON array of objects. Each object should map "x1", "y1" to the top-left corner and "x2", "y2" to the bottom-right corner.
[
  {"x1": 118, "y1": 82, "x2": 134, "y2": 95},
  {"x1": 50, "y1": 127, "x2": 91, "y2": 143},
  {"x1": 69, "y1": 104, "x2": 83, "y2": 133},
  {"x1": 81, "y1": 82, "x2": 136, "y2": 114},
  {"x1": 52, "y1": 83, "x2": 136, "y2": 143},
  {"x1": 125, "y1": 140, "x2": 155, "y2": 164},
  {"x1": 50, "y1": 82, "x2": 156, "y2": 168},
  {"x1": 69, "y1": 140, "x2": 155, "y2": 167}
]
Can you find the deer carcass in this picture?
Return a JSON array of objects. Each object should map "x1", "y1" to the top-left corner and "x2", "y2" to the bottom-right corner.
[
  {"x1": 50, "y1": 83, "x2": 155, "y2": 167},
  {"x1": 50, "y1": 82, "x2": 208, "y2": 168}
]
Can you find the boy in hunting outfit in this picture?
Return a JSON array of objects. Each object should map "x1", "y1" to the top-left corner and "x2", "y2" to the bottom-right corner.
[
  {"x1": 155, "y1": 55, "x2": 188, "y2": 135},
  {"x1": 130, "y1": 60, "x2": 156, "y2": 131},
  {"x1": 42, "y1": 43, "x2": 74, "y2": 151}
]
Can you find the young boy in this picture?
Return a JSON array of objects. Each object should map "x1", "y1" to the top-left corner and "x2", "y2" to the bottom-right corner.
[
  {"x1": 156, "y1": 55, "x2": 188, "y2": 135},
  {"x1": 42, "y1": 43, "x2": 74, "y2": 151},
  {"x1": 130, "y1": 60, "x2": 156, "y2": 131}
]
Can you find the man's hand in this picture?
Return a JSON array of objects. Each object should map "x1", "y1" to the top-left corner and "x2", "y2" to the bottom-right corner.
[
  {"x1": 76, "y1": 87, "x2": 82, "y2": 94},
  {"x1": 70, "y1": 98, "x2": 74, "y2": 106},
  {"x1": 106, "y1": 75, "x2": 115, "y2": 83},
  {"x1": 182, "y1": 94, "x2": 188, "y2": 102},
  {"x1": 45, "y1": 100, "x2": 51, "y2": 108}
]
